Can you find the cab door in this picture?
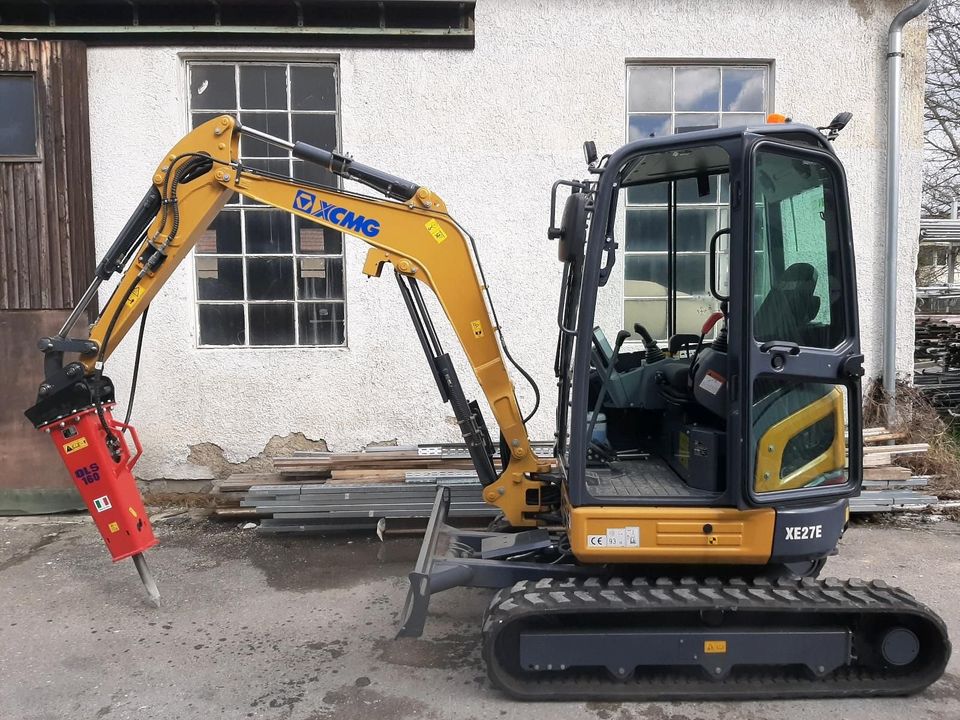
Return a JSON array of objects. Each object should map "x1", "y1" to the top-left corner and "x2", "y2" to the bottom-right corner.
[{"x1": 741, "y1": 139, "x2": 863, "y2": 506}]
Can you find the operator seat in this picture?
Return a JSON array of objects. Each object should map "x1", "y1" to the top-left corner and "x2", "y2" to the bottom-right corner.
[{"x1": 754, "y1": 263, "x2": 820, "y2": 343}]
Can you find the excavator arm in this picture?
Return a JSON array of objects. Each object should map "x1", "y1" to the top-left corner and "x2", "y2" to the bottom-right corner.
[{"x1": 25, "y1": 117, "x2": 549, "y2": 592}]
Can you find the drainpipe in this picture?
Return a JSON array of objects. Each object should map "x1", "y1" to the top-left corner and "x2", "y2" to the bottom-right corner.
[{"x1": 883, "y1": 0, "x2": 932, "y2": 422}]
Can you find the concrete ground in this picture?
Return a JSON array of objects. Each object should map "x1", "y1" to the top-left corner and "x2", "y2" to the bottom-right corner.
[{"x1": 1, "y1": 513, "x2": 959, "y2": 720}]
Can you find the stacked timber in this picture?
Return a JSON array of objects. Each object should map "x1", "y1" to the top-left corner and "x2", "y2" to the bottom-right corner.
[
  {"x1": 857, "y1": 428, "x2": 938, "y2": 511},
  {"x1": 212, "y1": 433, "x2": 940, "y2": 532}
]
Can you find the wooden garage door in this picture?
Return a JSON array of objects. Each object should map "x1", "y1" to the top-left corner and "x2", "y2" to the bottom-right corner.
[{"x1": 0, "y1": 39, "x2": 96, "y2": 514}]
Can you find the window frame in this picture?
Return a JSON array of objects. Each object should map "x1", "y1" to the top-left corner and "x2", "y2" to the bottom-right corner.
[
  {"x1": 621, "y1": 59, "x2": 774, "y2": 342},
  {"x1": 0, "y1": 72, "x2": 42, "y2": 162},
  {"x1": 182, "y1": 55, "x2": 347, "y2": 350}
]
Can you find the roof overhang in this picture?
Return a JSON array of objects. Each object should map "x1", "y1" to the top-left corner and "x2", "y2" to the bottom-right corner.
[{"x1": 0, "y1": 0, "x2": 475, "y2": 48}]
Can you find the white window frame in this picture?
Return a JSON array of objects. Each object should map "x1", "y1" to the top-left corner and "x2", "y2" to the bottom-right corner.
[
  {"x1": 184, "y1": 56, "x2": 347, "y2": 349},
  {"x1": 622, "y1": 60, "x2": 774, "y2": 342}
]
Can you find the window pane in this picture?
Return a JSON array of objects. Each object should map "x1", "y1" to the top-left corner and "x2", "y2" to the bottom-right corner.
[
  {"x1": 676, "y1": 175, "x2": 719, "y2": 204},
  {"x1": 292, "y1": 159, "x2": 337, "y2": 189},
  {"x1": 198, "y1": 304, "x2": 245, "y2": 345},
  {"x1": 249, "y1": 303, "x2": 295, "y2": 345},
  {"x1": 296, "y1": 217, "x2": 343, "y2": 255},
  {"x1": 299, "y1": 302, "x2": 345, "y2": 345},
  {"x1": 0, "y1": 76, "x2": 37, "y2": 156},
  {"x1": 245, "y1": 210, "x2": 292, "y2": 254},
  {"x1": 242, "y1": 160, "x2": 290, "y2": 206},
  {"x1": 239, "y1": 65, "x2": 286, "y2": 110},
  {"x1": 676, "y1": 254, "x2": 707, "y2": 295},
  {"x1": 625, "y1": 255, "x2": 668, "y2": 297},
  {"x1": 677, "y1": 208, "x2": 716, "y2": 252},
  {"x1": 298, "y1": 257, "x2": 344, "y2": 300},
  {"x1": 190, "y1": 65, "x2": 236, "y2": 111},
  {"x1": 676, "y1": 114, "x2": 719, "y2": 134},
  {"x1": 196, "y1": 257, "x2": 244, "y2": 300},
  {"x1": 752, "y1": 149, "x2": 845, "y2": 347},
  {"x1": 627, "y1": 66, "x2": 672, "y2": 113},
  {"x1": 722, "y1": 68, "x2": 765, "y2": 112},
  {"x1": 239, "y1": 112, "x2": 289, "y2": 157},
  {"x1": 676, "y1": 296, "x2": 717, "y2": 336},
  {"x1": 624, "y1": 299, "x2": 667, "y2": 339},
  {"x1": 627, "y1": 181, "x2": 668, "y2": 206},
  {"x1": 628, "y1": 114, "x2": 671, "y2": 140},
  {"x1": 625, "y1": 209, "x2": 668, "y2": 253},
  {"x1": 291, "y1": 65, "x2": 337, "y2": 111},
  {"x1": 191, "y1": 112, "x2": 222, "y2": 129},
  {"x1": 675, "y1": 67, "x2": 720, "y2": 111},
  {"x1": 721, "y1": 113, "x2": 767, "y2": 129},
  {"x1": 752, "y1": 380, "x2": 849, "y2": 494},
  {"x1": 197, "y1": 212, "x2": 241, "y2": 254},
  {"x1": 292, "y1": 113, "x2": 337, "y2": 151},
  {"x1": 246, "y1": 257, "x2": 294, "y2": 300}
]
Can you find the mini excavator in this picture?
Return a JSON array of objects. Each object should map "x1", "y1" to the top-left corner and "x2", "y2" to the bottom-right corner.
[{"x1": 25, "y1": 114, "x2": 951, "y2": 700}]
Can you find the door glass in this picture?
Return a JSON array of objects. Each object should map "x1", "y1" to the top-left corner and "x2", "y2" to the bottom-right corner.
[
  {"x1": 751, "y1": 149, "x2": 845, "y2": 348},
  {"x1": 753, "y1": 380, "x2": 848, "y2": 493}
]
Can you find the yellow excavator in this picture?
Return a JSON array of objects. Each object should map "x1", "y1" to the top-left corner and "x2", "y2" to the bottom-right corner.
[{"x1": 25, "y1": 114, "x2": 951, "y2": 700}]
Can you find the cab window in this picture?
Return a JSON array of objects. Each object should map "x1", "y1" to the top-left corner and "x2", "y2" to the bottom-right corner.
[{"x1": 751, "y1": 149, "x2": 845, "y2": 349}]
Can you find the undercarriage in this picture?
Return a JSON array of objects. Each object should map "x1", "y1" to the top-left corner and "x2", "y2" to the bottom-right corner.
[{"x1": 400, "y1": 488, "x2": 951, "y2": 700}]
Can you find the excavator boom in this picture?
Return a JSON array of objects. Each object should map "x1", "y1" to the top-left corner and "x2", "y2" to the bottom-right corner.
[{"x1": 27, "y1": 116, "x2": 548, "y2": 530}]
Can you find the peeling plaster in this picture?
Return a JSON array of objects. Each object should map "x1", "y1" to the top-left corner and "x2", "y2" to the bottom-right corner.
[{"x1": 187, "y1": 433, "x2": 329, "y2": 480}]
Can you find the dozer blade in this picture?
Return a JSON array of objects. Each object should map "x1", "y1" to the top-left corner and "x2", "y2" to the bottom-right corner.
[
  {"x1": 397, "y1": 487, "x2": 589, "y2": 638},
  {"x1": 482, "y1": 576, "x2": 951, "y2": 701}
]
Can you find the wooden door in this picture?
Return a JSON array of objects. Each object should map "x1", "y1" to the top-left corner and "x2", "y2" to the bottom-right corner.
[{"x1": 0, "y1": 39, "x2": 96, "y2": 513}]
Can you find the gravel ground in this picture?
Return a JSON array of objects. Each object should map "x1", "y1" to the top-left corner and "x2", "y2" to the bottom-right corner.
[{"x1": 0, "y1": 511, "x2": 958, "y2": 720}]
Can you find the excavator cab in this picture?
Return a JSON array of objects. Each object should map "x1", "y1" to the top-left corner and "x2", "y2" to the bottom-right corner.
[{"x1": 553, "y1": 124, "x2": 865, "y2": 568}]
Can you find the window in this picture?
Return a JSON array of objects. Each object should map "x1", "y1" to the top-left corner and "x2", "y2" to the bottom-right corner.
[
  {"x1": 623, "y1": 63, "x2": 769, "y2": 340},
  {"x1": 0, "y1": 74, "x2": 39, "y2": 159},
  {"x1": 627, "y1": 64, "x2": 769, "y2": 139},
  {"x1": 187, "y1": 60, "x2": 345, "y2": 347},
  {"x1": 751, "y1": 148, "x2": 845, "y2": 349}
]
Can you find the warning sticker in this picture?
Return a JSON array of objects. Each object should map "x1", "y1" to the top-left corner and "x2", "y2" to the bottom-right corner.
[
  {"x1": 128, "y1": 507, "x2": 138, "y2": 519},
  {"x1": 699, "y1": 370, "x2": 725, "y2": 396},
  {"x1": 471, "y1": 320, "x2": 484, "y2": 338},
  {"x1": 108, "y1": 522, "x2": 120, "y2": 534},
  {"x1": 704, "y1": 640, "x2": 727, "y2": 654},
  {"x1": 586, "y1": 527, "x2": 641, "y2": 548},
  {"x1": 63, "y1": 437, "x2": 89, "y2": 454},
  {"x1": 93, "y1": 495, "x2": 112, "y2": 513},
  {"x1": 126, "y1": 285, "x2": 145, "y2": 308},
  {"x1": 425, "y1": 219, "x2": 448, "y2": 244}
]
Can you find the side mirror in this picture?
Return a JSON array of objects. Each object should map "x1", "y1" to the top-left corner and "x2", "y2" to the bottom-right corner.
[
  {"x1": 583, "y1": 140, "x2": 598, "y2": 167},
  {"x1": 821, "y1": 112, "x2": 853, "y2": 141}
]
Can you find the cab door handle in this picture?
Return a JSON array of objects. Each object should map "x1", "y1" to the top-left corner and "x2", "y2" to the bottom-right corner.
[{"x1": 759, "y1": 341, "x2": 800, "y2": 355}]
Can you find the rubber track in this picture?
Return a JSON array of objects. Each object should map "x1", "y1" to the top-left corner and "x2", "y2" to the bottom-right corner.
[{"x1": 482, "y1": 576, "x2": 951, "y2": 701}]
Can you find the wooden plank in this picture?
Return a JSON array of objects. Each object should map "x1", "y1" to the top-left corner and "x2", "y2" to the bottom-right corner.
[
  {"x1": 863, "y1": 432, "x2": 908, "y2": 444},
  {"x1": 62, "y1": 41, "x2": 95, "y2": 309},
  {"x1": 862, "y1": 443, "x2": 929, "y2": 455},
  {"x1": 215, "y1": 472, "x2": 287, "y2": 493},
  {"x1": 863, "y1": 466, "x2": 914, "y2": 481}
]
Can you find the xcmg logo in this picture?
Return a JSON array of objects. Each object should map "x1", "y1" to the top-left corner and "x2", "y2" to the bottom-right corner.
[{"x1": 293, "y1": 189, "x2": 381, "y2": 238}]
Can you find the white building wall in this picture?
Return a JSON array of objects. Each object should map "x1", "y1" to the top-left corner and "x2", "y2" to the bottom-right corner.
[{"x1": 85, "y1": 0, "x2": 927, "y2": 480}]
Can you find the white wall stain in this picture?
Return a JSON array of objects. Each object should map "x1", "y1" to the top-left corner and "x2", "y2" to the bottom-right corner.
[{"x1": 84, "y1": 0, "x2": 927, "y2": 479}]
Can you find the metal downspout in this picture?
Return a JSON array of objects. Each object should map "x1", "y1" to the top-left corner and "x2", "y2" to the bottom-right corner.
[{"x1": 884, "y1": 0, "x2": 932, "y2": 421}]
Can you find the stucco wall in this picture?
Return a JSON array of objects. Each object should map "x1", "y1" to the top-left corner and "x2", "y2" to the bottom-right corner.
[{"x1": 85, "y1": 0, "x2": 928, "y2": 480}]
